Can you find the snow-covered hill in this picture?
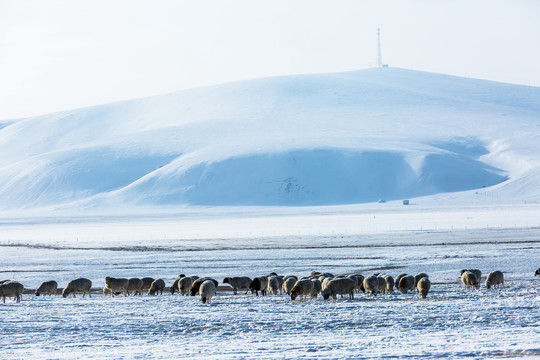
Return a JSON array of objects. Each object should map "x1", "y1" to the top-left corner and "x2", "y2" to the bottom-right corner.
[{"x1": 1, "y1": 68, "x2": 539, "y2": 210}]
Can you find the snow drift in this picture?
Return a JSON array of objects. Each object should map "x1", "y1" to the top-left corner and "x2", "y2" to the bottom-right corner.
[{"x1": 0, "y1": 68, "x2": 539, "y2": 210}]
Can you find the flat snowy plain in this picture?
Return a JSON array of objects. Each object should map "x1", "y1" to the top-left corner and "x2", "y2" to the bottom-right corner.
[{"x1": 1, "y1": 203, "x2": 540, "y2": 359}]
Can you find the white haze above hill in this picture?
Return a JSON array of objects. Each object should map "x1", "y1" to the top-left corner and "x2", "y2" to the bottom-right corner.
[{"x1": 0, "y1": 68, "x2": 539, "y2": 212}]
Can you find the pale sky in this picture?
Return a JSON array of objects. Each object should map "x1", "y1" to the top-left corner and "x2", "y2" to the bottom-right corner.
[{"x1": 1, "y1": 0, "x2": 539, "y2": 120}]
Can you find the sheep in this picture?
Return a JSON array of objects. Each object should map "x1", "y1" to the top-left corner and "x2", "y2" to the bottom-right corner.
[
  {"x1": 417, "y1": 277, "x2": 431, "y2": 299},
  {"x1": 381, "y1": 275, "x2": 394, "y2": 294},
  {"x1": 223, "y1": 276, "x2": 252, "y2": 295},
  {"x1": 347, "y1": 274, "x2": 365, "y2": 293},
  {"x1": 0, "y1": 281, "x2": 24, "y2": 303},
  {"x1": 103, "y1": 277, "x2": 129, "y2": 297},
  {"x1": 376, "y1": 276, "x2": 386, "y2": 294},
  {"x1": 290, "y1": 279, "x2": 314, "y2": 301},
  {"x1": 148, "y1": 279, "x2": 166, "y2": 295},
  {"x1": 414, "y1": 273, "x2": 429, "y2": 286},
  {"x1": 535, "y1": 268, "x2": 540, "y2": 276},
  {"x1": 283, "y1": 277, "x2": 297, "y2": 295},
  {"x1": 363, "y1": 275, "x2": 379, "y2": 296},
  {"x1": 394, "y1": 273, "x2": 407, "y2": 290},
  {"x1": 35, "y1": 280, "x2": 58, "y2": 296},
  {"x1": 461, "y1": 269, "x2": 481, "y2": 284},
  {"x1": 321, "y1": 278, "x2": 355, "y2": 300},
  {"x1": 190, "y1": 278, "x2": 219, "y2": 296},
  {"x1": 249, "y1": 276, "x2": 268, "y2": 296},
  {"x1": 127, "y1": 278, "x2": 143, "y2": 295},
  {"x1": 485, "y1": 270, "x2": 504, "y2": 289},
  {"x1": 170, "y1": 277, "x2": 182, "y2": 295},
  {"x1": 199, "y1": 280, "x2": 216, "y2": 304},
  {"x1": 141, "y1": 277, "x2": 155, "y2": 293},
  {"x1": 0, "y1": 280, "x2": 11, "y2": 285},
  {"x1": 267, "y1": 276, "x2": 281, "y2": 295},
  {"x1": 179, "y1": 276, "x2": 196, "y2": 296},
  {"x1": 398, "y1": 275, "x2": 416, "y2": 294},
  {"x1": 62, "y1": 278, "x2": 92, "y2": 298},
  {"x1": 461, "y1": 271, "x2": 479, "y2": 290},
  {"x1": 311, "y1": 279, "x2": 322, "y2": 299}
]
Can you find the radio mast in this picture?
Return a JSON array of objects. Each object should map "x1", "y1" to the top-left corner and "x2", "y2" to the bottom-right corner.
[{"x1": 377, "y1": 28, "x2": 383, "y2": 68}]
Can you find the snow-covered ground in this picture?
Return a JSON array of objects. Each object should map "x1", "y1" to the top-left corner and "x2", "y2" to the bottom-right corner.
[
  {"x1": 1, "y1": 206, "x2": 540, "y2": 359},
  {"x1": 1, "y1": 68, "x2": 540, "y2": 358}
]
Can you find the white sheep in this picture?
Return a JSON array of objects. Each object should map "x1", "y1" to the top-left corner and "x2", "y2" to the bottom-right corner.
[
  {"x1": 283, "y1": 276, "x2": 297, "y2": 295},
  {"x1": 35, "y1": 280, "x2": 58, "y2": 296},
  {"x1": 103, "y1": 277, "x2": 129, "y2": 297},
  {"x1": 461, "y1": 271, "x2": 479, "y2": 290},
  {"x1": 223, "y1": 276, "x2": 252, "y2": 294},
  {"x1": 290, "y1": 279, "x2": 314, "y2": 301},
  {"x1": 267, "y1": 276, "x2": 281, "y2": 295},
  {"x1": 311, "y1": 279, "x2": 322, "y2": 299},
  {"x1": 199, "y1": 280, "x2": 216, "y2": 304},
  {"x1": 62, "y1": 278, "x2": 92, "y2": 298},
  {"x1": 398, "y1": 275, "x2": 416, "y2": 294},
  {"x1": 0, "y1": 281, "x2": 24, "y2": 303},
  {"x1": 485, "y1": 270, "x2": 504, "y2": 289},
  {"x1": 381, "y1": 275, "x2": 394, "y2": 294},
  {"x1": 179, "y1": 276, "x2": 196, "y2": 296},
  {"x1": 148, "y1": 279, "x2": 165, "y2": 295},
  {"x1": 321, "y1": 278, "x2": 355, "y2": 300},
  {"x1": 417, "y1": 277, "x2": 431, "y2": 299},
  {"x1": 363, "y1": 275, "x2": 379, "y2": 296},
  {"x1": 461, "y1": 269, "x2": 481, "y2": 284}
]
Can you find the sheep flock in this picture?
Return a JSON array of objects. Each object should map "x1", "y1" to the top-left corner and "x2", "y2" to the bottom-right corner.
[{"x1": 0, "y1": 267, "x2": 530, "y2": 304}]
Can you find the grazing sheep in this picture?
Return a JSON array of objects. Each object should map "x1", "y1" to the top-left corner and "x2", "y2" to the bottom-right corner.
[
  {"x1": 223, "y1": 276, "x2": 252, "y2": 295},
  {"x1": 249, "y1": 276, "x2": 268, "y2": 296},
  {"x1": 190, "y1": 278, "x2": 219, "y2": 296},
  {"x1": 417, "y1": 277, "x2": 431, "y2": 299},
  {"x1": 394, "y1": 273, "x2": 407, "y2": 290},
  {"x1": 35, "y1": 280, "x2": 58, "y2": 296},
  {"x1": 461, "y1": 271, "x2": 479, "y2": 290},
  {"x1": 376, "y1": 276, "x2": 386, "y2": 294},
  {"x1": 535, "y1": 268, "x2": 540, "y2": 276},
  {"x1": 347, "y1": 274, "x2": 365, "y2": 293},
  {"x1": 267, "y1": 276, "x2": 281, "y2": 295},
  {"x1": 103, "y1": 277, "x2": 129, "y2": 297},
  {"x1": 485, "y1": 270, "x2": 504, "y2": 289},
  {"x1": 170, "y1": 277, "x2": 182, "y2": 295},
  {"x1": 199, "y1": 280, "x2": 216, "y2": 304},
  {"x1": 414, "y1": 273, "x2": 429, "y2": 286},
  {"x1": 62, "y1": 278, "x2": 92, "y2": 298},
  {"x1": 148, "y1": 279, "x2": 166, "y2": 295},
  {"x1": 127, "y1": 278, "x2": 143, "y2": 295},
  {"x1": 141, "y1": 277, "x2": 155, "y2": 293},
  {"x1": 179, "y1": 276, "x2": 196, "y2": 296},
  {"x1": 311, "y1": 279, "x2": 322, "y2": 299},
  {"x1": 0, "y1": 281, "x2": 24, "y2": 303},
  {"x1": 398, "y1": 275, "x2": 416, "y2": 294},
  {"x1": 321, "y1": 278, "x2": 355, "y2": 300},
  {"x1": 363, "y1": 275, "x2": 379, "y2": 296},
  {"x1": 381, "y1": 275, "x2": 394, "y2": 294},
  {"x1": 461, "y1": 269, "x2": 482, "y2": 284},
  {"x1": 283, "y1": 277, "x2": 297, "y2": 295},
  {"x1": 290, "y1": 279, "x2": 314, "y2": 301}
]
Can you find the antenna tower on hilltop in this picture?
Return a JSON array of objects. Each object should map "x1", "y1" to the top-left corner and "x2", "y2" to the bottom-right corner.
[{"x1": 376, "y1": 28, "x2": 388, "y2": 68}]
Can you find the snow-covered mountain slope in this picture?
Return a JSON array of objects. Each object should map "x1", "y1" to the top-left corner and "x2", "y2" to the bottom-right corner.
[{"x1": 0, "y1": 68, "x2": 539, "y2": 210}]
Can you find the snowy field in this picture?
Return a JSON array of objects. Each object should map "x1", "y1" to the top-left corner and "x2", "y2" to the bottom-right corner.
[{"x1": 1, "y1": 205, "x2": 540, "y2": 359}]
